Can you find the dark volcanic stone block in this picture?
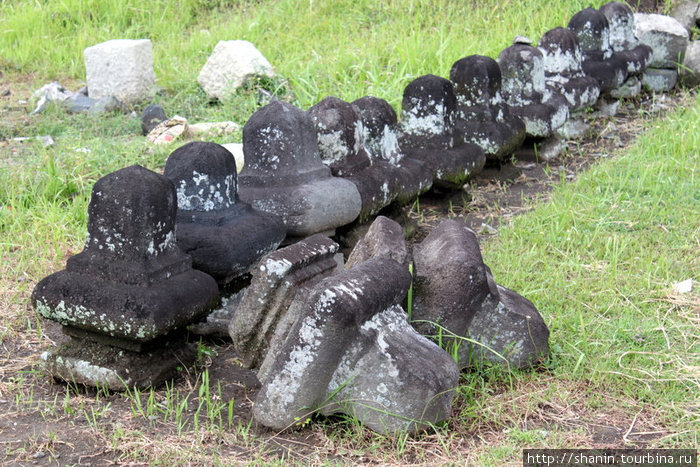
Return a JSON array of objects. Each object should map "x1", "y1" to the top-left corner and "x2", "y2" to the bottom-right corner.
[
  {"x1": 450, "y1": 55, "x2": 526, "y2": 161},
  {"x1": 345, "y1": 215, "x2": 410, "y2": 269},
  {"x1": 164, "y1": 141, "x2": 285, "y2": 284},
  {"x1": 398, "y1": 74, "x2": 485, "y2": 185},
  {"x1": 237, "y1": 100, "x2": 362, "y2": 236},
  {"x1": 600, "y1": 2, "x2": 653, "y2": 75}
]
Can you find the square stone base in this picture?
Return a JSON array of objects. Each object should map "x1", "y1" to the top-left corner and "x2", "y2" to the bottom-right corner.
[{"x1": 41, "y1": 337, "x2": 197, "y2": 390}]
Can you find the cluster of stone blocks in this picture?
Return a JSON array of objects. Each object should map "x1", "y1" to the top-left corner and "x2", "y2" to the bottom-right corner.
[{"x1": 33, "y1": 2, "x2": 694, "y2": 434}]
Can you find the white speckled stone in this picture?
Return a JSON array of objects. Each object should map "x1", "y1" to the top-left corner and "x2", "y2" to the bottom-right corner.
[{"x1": 635, "y1": 13, "x2": 690, "y2": 68}]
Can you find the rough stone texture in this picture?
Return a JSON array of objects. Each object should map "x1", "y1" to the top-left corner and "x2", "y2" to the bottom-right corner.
[
  {"x1": 345, "y1": 216, "x2": 410, "y2": 270},
  {"x1": 450, "y1": 55, "x2": 526, "y2": 161},
  {"x1": 32, "y1": 164, "x2": 219, "y2": 344},
  {"x1": 189, "y1": 289, "x2": 245, "y2": 337},
  {"x1": 141, "y1": 104, "x2": 167, "y2": 135},
  {"x1": 399, "y1": 75, "x2": 485, "y2": 185},
  {"x1": 635, "y1": 13, "x2": 690, "y2": 69},
  {"x1": 600, "y1": 2, "x2": 653, "y2": 74},
  {"x1": 237, "y1": 100, "x2": 362, "y2": 236},
  {"x1": 197, "y1": 40, "x2": 275, "y2": 101},
  {"x1": 537, "y1": 28, "x2": 601, "y2": 112},
  {"x1": 164, "y1": 142, "x2": 286, "y2": 284},
  {"x1": 670, "y1": 0, "x2": 700, "y2": 33},
  {"x1": 84, "y1": 39, "x2": 155, "y2": 104},
  {"x1": 230, "y1": 234, "x2": 340, "y2": 369},
  {"x1": 411, "y1": 220, "x2": 490, "y2": 344},
  {"x1": 568, "y1": 8, "x2": 629, "y2": 94},
  {"x1": 254, "y1": 257, "x2": 458, "y2": 434},
  {"x1": 308, "y1": 97, "x2": 403, "y2": 222},
  {"x1": 680, "y1": 41, "x2": 700, "y2": 87},
  {"x1": 642, "y1": 67, "x2": 679, "y2": 91},
  {"x1": 146, "y1": 116, "x2": 189, "y2": 144},
  {"x1": 464, "y1": 279, "x2": 550, "y2": 369},
  {"x1": 352, "y1": 96, "x2": 433, "y2": 204},
  {"x1": 610, "y1": 75, "x2": 643, "y2": 98},
  {"x1": 498, "y1": 44, "x2": 569, "y2": 137}
]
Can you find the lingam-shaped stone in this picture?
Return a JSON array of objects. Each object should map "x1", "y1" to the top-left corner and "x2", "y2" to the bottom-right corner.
[
  {"x1": 568, "y1": 7, "x2": 629, "y2": 95},
  {"x1": 237, "y1": 100, "x2": 362, "y2": 237},
  {"x1": 352, "y1": 96, "x2": 433, "y2": 204},
  {"x1": 498, "y1": 43, "x2": 569, "y2": 138},
  {"x1": 253, "y1": 256, "x2": 458, "y2": 434},
  {"x1": 32, "y1": 165, "x2": 219, "y2": 389},
  {"x1": 450, "y1": 55, "x2": 526, "y2": 161},
  {"x1": 345, "y1": 216, "x2": 411, "y2": 270},
  {"x1": 600, "y1": 2, "x2": 652, "y2": 74},
  {"x1": 410, "y1": 220, "x2": 549, "y2": 369},
  {"x1": 164, "y1": 141, "x2": 286, "y2": 284},
  {"x1": 308, "y1": 96, "x2": 403, "y2": 222},
  {"x1": 398, "y1": 74, "x2": 485, "y2": 185}
]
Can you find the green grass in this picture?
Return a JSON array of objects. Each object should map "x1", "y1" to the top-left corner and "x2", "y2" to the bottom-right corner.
[{"x1": 1, "y1": 0, "x2": 698, "y2": 465}]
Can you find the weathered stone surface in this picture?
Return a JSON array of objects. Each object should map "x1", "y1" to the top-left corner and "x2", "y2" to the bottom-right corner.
[
  {"x1": 399, "y1": 75, "x2": 485, "y2": 185},
  {"x1": 147, "y1": 116, "x2": 189, "y2": 144},
  {"x1": 345, "y1": 216, "x2": 410, "y2": 269},
  {"x1": 411, "y1": 220, "x2": 490, "y2": 343},
  {"x1": 164, "y1": 142, "x2": 286, "y2": 284},
  {"x1": 670, "y1": 0, "x2": 700, "y2": 33},
  {"x1": 254, "y1": 257, "x2": 458, "y2": 434},
  {"x1": 600, "y1": 2, "x2": 653, "y2": 74},
  {"x1": 189, "y1": 289, "x2": 245, "y2": 337},
  {"x1": 679, "y1": 40, "x2": 700, "y2": 87},
  {"x1": 230, "y1": 234, "x2": 340, "y2": 369},
  {"x1": 642, "y1": 67, "x2": 679, "y2": 91},
  {"x1": 353, "y1": 96, "x2": 433, "y2": 203},
  {"x1": 141, "y1": 104, "x2": 167, "y2": 135},
  {"x1": 237, "y1": 100, "x2": 361, "y2": 236},
  {"x1": 450, "y1": 55, "x2": 526, "y2": 161},
  {"x1": 32, "y1": 165, "x2": 219, "y2": 344},
  {"x1": 464, "y1": 279, "x2": 550, "y2": 369},
  {"x1": 187, "y1": 121, "x2": 240, "y2": 137},
  {"x1": 84, "y1": 39, "x2": 155, "y2": 104},
  {"x1": 31, "y1": 81, "x2": 72, "y2": 114},
  {"x1": 635, "y1": 13, "x2": 690, "y2": 68},
  {"x1": 609, "y1": 75, "x2": 642, "y2": 98},
  {"x1": 308, "y1": 96, "x2": 403, "y2": 222},
  {"x1": 538, "y1": 28, "x2": 601, "y2": 112},
  {"x1": 197, "y1": 40, "x2": 275, "y2": 101},
  {"x1": 498, "y1": 43, "x2": 569, "y2": 137},
  {"x1": 568, "y1": 8, "x2": 629, "y2": 94}
]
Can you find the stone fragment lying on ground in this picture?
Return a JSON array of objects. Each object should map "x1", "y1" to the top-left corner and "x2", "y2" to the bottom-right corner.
[
  {"x1": 164, "y1": 141, "x2": 285, "y2": 284},
  {"x1": 198, "y1": 40, "x2": 275, "y2": 101},
  {"x1": 31, "y1": 82, "x2": 73, "y2": 114},
  {"x1": 146, "y1": 116, "x2": 189, "y2": 144},
  {"x1": 410, "y1": 219, "x2": 549, "y2": 369},
  {"x1": 84, "y1": 39, "x2": 155, "y2": 104},
  {"x1": 32, "y1": 165, "x2": 219, "y2": 389},
  {"x1": 642, "y1": 67, "x2": 679, "y2": 92},
  {"x1": 254, "y1": 256, "x2": 458, "y2": 434},
  {"x1": 353, "y1": 96, "x2": 433, "y2": 204},
  {"x1": 187, "y1": 121, "x2": 241, "y2": 137},
  {"x1": 450, "y1": 55, "x2": 526, "y2": 161},
  {"x1": 635, "y1": 13, "x2": 690, "y2": 69},
  {"x1": 230, "y1": 235, "x2": 340, "y2": 369},
  {"x1": 308, "y1": 96, "x2": 402, "y2": 222},
  {"x1": 141, "y1": 104, "x2": 167, "y2": 135},
  {"x1": 679, "y1": 41, "x2": 700, "y2": 88},
  {"x1": 237, "y1": 100, "x2": 361, "y2": 237},
  {"x1": 345, "y1": 216, "x2": 410, "y2": 269},
  {"x1": 399, "y1": 74, "x2": 485, "y2": 185}
]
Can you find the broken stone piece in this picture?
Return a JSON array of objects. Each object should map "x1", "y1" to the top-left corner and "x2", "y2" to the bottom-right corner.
[
  {"x1": 450, "y1": 55, "x2": 526, "y2": 161},
  {"x1": 230, "y1": 234, "x2": 340, "y2": 369},
  {"x1": 147, "y1": 116, "x2": 189, "y2": 144},
  {"x1": 164, "y1": 141, "x2": 286, "y2": 284},
  {"x1": 32, "y1": 165, "x2": 219, "y2": 388},
  {"x1": 642, "y1": 67, "x2": 679, "y2": 92},
  {"x1": 635, "y1": 13, "x2": 690, "y2": 69},
  {"x1": 198, "y1": 40, "x2": 275, "y2": 101},
  {"x1": 308, "y1": 96, "x2": 403, "y2": 222},
  {"x1": 84, "y1": 39, "x2": 155, "y2": 104},
  {"x1": 399, "y1": 74, "x2": 485, "y2": 185},
  {"x1": 254, "y1": 257, "x2": 458, "y2": 434},
  {"x1": 237, "y1": 100, "x2": 361, "y2": 237},
  {"x1": 345, "y1": 216, "x2": 410, "y2": 269}
]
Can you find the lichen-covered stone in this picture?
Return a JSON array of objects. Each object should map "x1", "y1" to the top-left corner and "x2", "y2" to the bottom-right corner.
[
  {"x1": 230, "y1": 234, "x2": 340, "y2": 369},
  {"x1": 254, "y1": 257, "x2": 458, "y2": 434},
  {"x1": 237, "y1": 100, "x2": 362, "y2": 236},
  {"x1": 642, "y1": 67, "x2": 679, "y2": 91},
  {"x1": 345, "y1": 216, "x2": 410, "y2": 269},
  {"x1": 450, "y1": 55, "x2": 526, "y2": 161},
  {"x1": 635, "y1": 13, "x2": 690, "y2": 69},
  {"x1": 398, "y1": 75, "x2": 485, "y2": 185},
  {"x1": 164, "y1": 141, "x2": 285, "y2": 284},
  {"x1": 600, "y1": 2, "x2": 653, "y2": 75}
]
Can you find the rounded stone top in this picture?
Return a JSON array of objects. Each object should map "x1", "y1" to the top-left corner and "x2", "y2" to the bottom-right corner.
[
  {"x1": 401, "y1": 74, "x2": 456, "y2": 138},
  {"x1": 450, "y1": 55, "x2": 502, "y2": 107},
  {"x1": 164, "y1": 142, "x2": 238, "y2": 213},
  {"x1": 538, "y1": 27, "x2": 584, "y2": 76},
  {"x1": 308, "y1": 96, "x2": 371, "y2": 175},
  {"x1": 240, "y1": 100, "x2": 330, "y2": 187},
  {"x1": 352, "y1": 96, "x2": 404, "y2": 165},
  {"x1": 498, "y1": 44, "x2": 546, "y2": 102},
  {"x1": 568, "y1": 7, "x2": 612, "y2": 55},
  {"x1": 85, "y1": 164, "x2": 177, "y2": 260},
  {"x1": 600, "y1": 2, "x2": 637, "y2": 51}
]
